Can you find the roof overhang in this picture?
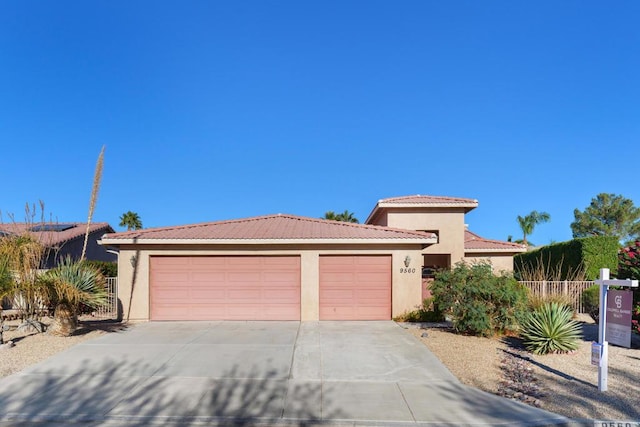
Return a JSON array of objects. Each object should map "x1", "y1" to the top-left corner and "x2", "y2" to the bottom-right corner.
[
  {"x1": 99, "y1": 237, "x2": 437, "y2": 246},
  {"x1": 465, "y1": 248, "x2": 527, "y2": 254},
  {"x1": 366, "y1": 200, "x2": 479, "y2": 224}
]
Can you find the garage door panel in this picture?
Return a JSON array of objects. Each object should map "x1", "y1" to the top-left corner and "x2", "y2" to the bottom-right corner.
[
  {"x1": 262, "y1": 256, "x2": 299, "y2": 266},
  {"x1": 150, "y1": 256, "x2": 300, "y2": 321},
  {"x1": 320, "y1": 255, "x2": 391, "y2": 320},
  {"x1": 192, "y1": 272, "x2": 226, "y2": 282},
  {"x1": 321, "y1": 272, "x2": 355, "y2": 282},
  {"x1": 191, "y1": 257, "x2": 226, "y2": 266},
  {"x1": 356, "y1": 272, "x2": 390, "y2": 282},
  {"x1": 263, "y1": 271, "x2": 299, "y2": 282},
  {"x1": 190, "y1": 288, "x2": 227, "y2": 301},
  {"x1": 155, "y1": 257, "x2": 191, "y2": 267},
  {"x1": 228, "y1": 272, "x2": 262, "y2": 282},
  {"x1": 153, "y1": 272, "x2": 190, "y2": 283}
]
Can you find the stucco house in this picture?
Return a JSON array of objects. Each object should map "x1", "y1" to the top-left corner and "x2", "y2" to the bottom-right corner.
[
  {"x1": 99, "y1": 195, "x2": 524, "y2": 322},
  {"x1": 0, "y1": 222, "x2": 116, "y2": 268}
]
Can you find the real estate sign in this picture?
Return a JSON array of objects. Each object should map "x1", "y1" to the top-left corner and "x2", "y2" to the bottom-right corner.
[{"x1": 605, "y1": 290, "x2": 633, "y2": 348}]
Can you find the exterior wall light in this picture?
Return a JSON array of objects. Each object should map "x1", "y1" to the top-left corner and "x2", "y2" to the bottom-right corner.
[
  {"x1": 130, "y1": 254, "x2": 137, "y2": 267},
  {"x1": 404, "y1": 255, "x2": 411, "y2": 267}
]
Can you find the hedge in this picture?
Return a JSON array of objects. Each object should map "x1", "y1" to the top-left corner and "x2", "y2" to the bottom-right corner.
[
  {"x1": 81, "y1": 260, "x2": 118, "y2": 277},
  {"x1": 514, "y1": 236, "x2": 619, "y2": 280}
]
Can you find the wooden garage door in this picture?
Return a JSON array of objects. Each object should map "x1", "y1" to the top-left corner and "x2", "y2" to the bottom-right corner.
[
  {"x1": 150, "y1": 256, "x2": 301, "y2": 320},
  {"x1": 319, "y1": 255, "x2": 391, "y2": 320}
]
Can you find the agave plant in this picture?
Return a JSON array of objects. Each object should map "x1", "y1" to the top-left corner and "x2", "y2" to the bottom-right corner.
[
  {"x1": 520, "y1": 302, "x2": 582, "y2": 355},
  {"x1": 44, "y1": 256, "x2": 108, "y2": 336}
]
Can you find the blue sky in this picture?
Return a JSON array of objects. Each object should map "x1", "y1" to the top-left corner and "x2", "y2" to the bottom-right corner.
[{"x1": 1, "y1": 1, "x2": 638, "y2": 245}]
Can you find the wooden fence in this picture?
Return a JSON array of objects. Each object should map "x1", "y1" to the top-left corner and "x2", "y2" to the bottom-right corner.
[{"x1": 519, "y1": 281, "x2": 595, "y2": 313}]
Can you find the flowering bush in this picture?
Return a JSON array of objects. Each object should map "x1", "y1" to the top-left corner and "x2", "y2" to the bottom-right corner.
[
  {"x1": 618, "y1": 241, "x2": 640, "y2": 334},
  {"x1": 619, "y1": 241, "x2": 640, "y2": 279}
]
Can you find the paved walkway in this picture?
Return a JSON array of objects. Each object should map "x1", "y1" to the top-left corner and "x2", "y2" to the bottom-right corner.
[{"x1": 0, "y1": 321, "x2": 571, "y2": 426}]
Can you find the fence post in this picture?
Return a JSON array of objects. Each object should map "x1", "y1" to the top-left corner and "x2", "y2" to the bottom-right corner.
[{"x1": 542, "y1": 280, "x2": 547, "y2": 298}]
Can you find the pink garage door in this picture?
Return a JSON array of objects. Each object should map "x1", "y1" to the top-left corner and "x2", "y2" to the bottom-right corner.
[
  {"x1": 150, "y1": 256, "x2": 301, "y2": 320},
  {"x1": 319, "y1": 255, "x2": 392, "y2": 320}
]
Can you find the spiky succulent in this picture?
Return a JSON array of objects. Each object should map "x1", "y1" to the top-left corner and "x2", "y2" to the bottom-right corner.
[{"x1": 520, "y1": 302, "x2": 582, "y2": 355}]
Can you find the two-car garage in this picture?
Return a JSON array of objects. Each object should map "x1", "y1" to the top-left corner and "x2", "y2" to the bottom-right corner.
[{"x1": 149, "y1": 255, "x2": 392, "y2": 321}]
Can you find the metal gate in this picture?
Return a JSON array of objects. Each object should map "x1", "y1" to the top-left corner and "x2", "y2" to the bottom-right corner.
[{"x1": 93, "y1": 277, "x2": 118, "y2": 320}]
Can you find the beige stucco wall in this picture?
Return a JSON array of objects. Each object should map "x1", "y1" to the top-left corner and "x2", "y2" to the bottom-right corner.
[
  {"x1": 114, "y1": 244, "x2": 424, "y2": 322},
  {"x1": 463, "y1": 253, "x2": 515, "y2": 273},
  {"x1": 381, "y1": 208, "x2": 467, "y2": 266}
]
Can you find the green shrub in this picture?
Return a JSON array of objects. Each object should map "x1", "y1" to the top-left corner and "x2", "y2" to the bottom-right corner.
[
  {"x1": 430, "y1": 261, "x2": 528, "y2": 337},
  {"x1": 394, "y1": 298, "x2": 444, "y2": 323},
  {"x1": 80, "y1": 260, "x2": 117, "y2": 277},
  {"x1": 582, "y1": 285, "x2": 600, "y2": 323},
  {"x1": 514, "y1": 236, "x2": 619, "y2": 280},
  {"x1": 520, "y1": 302, "x2": 582, "y2": 355}
]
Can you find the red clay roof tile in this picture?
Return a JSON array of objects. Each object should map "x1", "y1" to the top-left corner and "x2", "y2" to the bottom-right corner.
[
  {"x1": 378, "y1": 195, "x2": 479, "y2": 205},
  {"x1": 464, "y1": 230, "x2": 526, "y2": 252},
  {"x1": 101, "y1": 214, "x2": 437, "y2": 242}
]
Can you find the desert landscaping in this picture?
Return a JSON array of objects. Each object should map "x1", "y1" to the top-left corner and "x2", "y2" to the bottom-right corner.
[{"x1": 406, "y1": 315, "x2": 640, "y2": 421}]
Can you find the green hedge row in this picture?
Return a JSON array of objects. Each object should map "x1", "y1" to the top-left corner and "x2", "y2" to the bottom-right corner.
[
  {"x1": 81, "y1": 260, "x2": 118, "y2": 277},
  {"x1": 514, "y1": 236, "x2": 619, "y2": 280}
]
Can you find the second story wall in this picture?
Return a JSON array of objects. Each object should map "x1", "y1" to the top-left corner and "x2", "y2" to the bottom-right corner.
[{"x1": 380, "y1": 208, "x2": 467, "y2": 264}]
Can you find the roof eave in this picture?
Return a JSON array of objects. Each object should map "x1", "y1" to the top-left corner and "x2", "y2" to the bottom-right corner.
[
  {"x1": 465, "y1": 248, "x2": 527, "y2": 254},
  {"x1": 378, "y1": 202, "x2": 478, "y2": 212},
  {"x1": 99, "y1": 237, "x2": 437, "y2": 246},
  {"x1": 365, "y1": 201, "x2": 479, "y2": 223}
]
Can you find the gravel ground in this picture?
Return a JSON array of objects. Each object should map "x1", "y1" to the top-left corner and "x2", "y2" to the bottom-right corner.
[
  {"x1": 406, "y1": 315, "x2": 640, "y2": 422},
  {"x1": 0, "y1": 317, "x2": 125, "y2": 378}
]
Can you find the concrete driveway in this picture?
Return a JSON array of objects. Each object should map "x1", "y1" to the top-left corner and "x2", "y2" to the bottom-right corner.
[{"x1": 0, "y1": 321, "x2": 568, "y2": 426}]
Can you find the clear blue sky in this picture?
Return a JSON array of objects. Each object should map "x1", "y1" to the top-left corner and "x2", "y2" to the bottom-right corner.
[{"x1": 1, "y1": 1, "x2": 638, "y2": 246}]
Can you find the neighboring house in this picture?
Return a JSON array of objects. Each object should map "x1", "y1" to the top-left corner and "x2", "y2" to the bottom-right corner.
[
  {"x1": 0, "y1": 222, "x2": 117, "y2": 268},
  {"x1": 99, "y1": 194, "x2": 524, "y2": 322}
]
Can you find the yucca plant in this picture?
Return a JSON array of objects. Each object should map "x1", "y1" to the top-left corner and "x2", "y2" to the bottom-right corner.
[
  {"x1": 44, "y1": 256, "x2": 108, "y2": 336},
  {"x1": 520, "y1": 302, "x2": 582, "y2": 355}
]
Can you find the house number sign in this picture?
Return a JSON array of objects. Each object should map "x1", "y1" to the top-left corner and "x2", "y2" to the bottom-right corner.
[{"x1": 400, "y1": 255, "x2": 416, "y2": 273}]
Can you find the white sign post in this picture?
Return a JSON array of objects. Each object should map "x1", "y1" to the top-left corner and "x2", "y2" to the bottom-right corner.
[{"x1": 594, "y1": 268, "x2": 638, "y2": 392}]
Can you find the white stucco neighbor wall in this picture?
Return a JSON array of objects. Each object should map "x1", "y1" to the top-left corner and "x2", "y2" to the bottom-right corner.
[{"x1": 115, "y1": 245, "x2": 424, "y2": 322}]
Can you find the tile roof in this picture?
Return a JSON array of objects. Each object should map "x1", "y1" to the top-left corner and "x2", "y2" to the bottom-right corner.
[
  {"x1": 365, "y1": 194, "x2": 479, "y2": 224},
  {"x1": 100, "y1": 214, "x2": 437, "y2": 244},
  {"x1": 464, "y1": 230, "x2": 527, "y2": 253},
  {"x1": 378, "y1": 195, "x2": 479, "y2": 206},
  {"x1": 0, "y1": 223, "x2": 114, "y2": 247}
]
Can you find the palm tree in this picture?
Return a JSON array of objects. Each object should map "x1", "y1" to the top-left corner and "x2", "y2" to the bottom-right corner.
[
  {"x1": 323, "y1": 210, "x2": 359, "y2": 223},
  {"x1": 119, "y1": 211, "x2": 143, "y2": 231},
  {"x1": 517, "y1": 211, "x2": 551, "y2": 246},
  {"x1": 45, "y1": 256, "x2": 108, "y2": 337}
]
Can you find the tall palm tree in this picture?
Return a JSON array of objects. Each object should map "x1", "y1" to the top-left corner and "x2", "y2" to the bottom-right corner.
[
  {"x1": 517, "y1": 211, "x2": 551, "y2": 246},
  {"x1": 323, "y1": 210, "x2": 359, "y2": 223},
  {"x1": 45, "y1": 256, "x2": 108, "y2": 336},
  {"x1": 119, "y1": 211, "x2": 143, "y2": 231}
]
